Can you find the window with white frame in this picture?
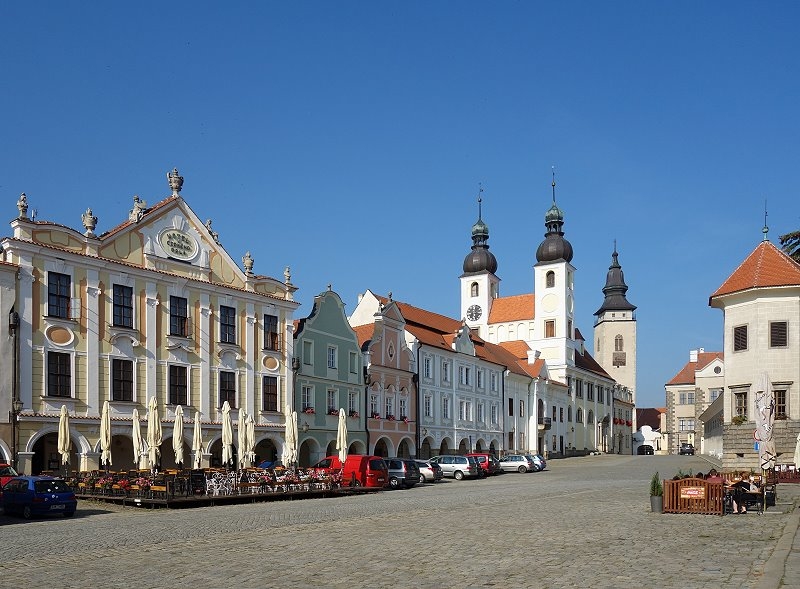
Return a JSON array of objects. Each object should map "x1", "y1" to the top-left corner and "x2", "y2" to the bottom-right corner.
[
  {"x1": 370, "y1": 394, "x2": 379, "y2": 417},
  {"x1": 477, "y1": 402, "x2": 485, "y2": 423},
  {"x1": 476, "y1": 369, "x2": 483, "y2": 389},
  {"x1": 112, "y1": 284, "x2": 133, "y2": 328},
  {"x1": 587, "y1": 383, "x2": 594, "y2": 402},
  {"x1": 442, "y1": 361, "x2": 450, "y2": 383},
  {"x1": 170, "y1": 296, "x2": 189, "y2": 337},
  {"x1": 219, "y1": 370, "x2": 236, "y2": 407},
  {"x1": 490, "y1": 403, "x2": 498, "y2": 425},
  {"x1": 263, "y1": 314, "x2": 279, "y2": 351},
  {"x1": 302, "y1": 385, "x2": 314, "y2": 411},
  {"x1": 385, "y1": 397, "x2": 394, "y2": 419},
  {"x1": 348, "y1": 391, "x2": 358, "y2": 415},
  {"x1": 459, "y1": 366, "x2": 471, "y2": 386},
  {"x1": 48, "y1": 351, "x2": 71, "y2": 397},
  {"x1": 399, "y1": 397, "x2": 407, "y2": 420},
  {"x1": 423, "y1": 357, "x2": 431, "y2": 379},
  {"x1": 490, "y1": 372, "x2": 497, "y2": 392},
  {"x1": 459, "y1": 400, "x2": 472, "y2": 421},
  {"x1": 112, "y1": 358, "x2": 133, "y2": 402},
  {"x1": 303, "y1": 340, "x2": 313, "y2": 365},
  {"x1": 327, "y1": 389, "x2": 337, "y2": 413},
  {"x1": 734, "y1": 389, "x2": 747, "y2": 418},
  {"x1": 262, "y1": 376, "x2": 278, "y2": 412},
  {"x1": 679, "y1": 418, "x2": 695, "y2": 432},
  {"x1": 48, "y1": 272, "x2": 72, "y2": 319},
  {"x1": 679, "y1": 391, "x2": 696, "y2": 405},
  {"x1": 424, "y1": 395, "x2": 432, "y2": 417},
  {"x1": 169, "y1": 365, "x2": 188, "y2": 406},
  {"x1": 349, "y1": 351, "x2": 358, "y2": 373},
  {"x1": 220, "y1": 305, "x2": 236, "y2": 344},
  {"x1": 327, "y1": 346, "x2": 337, "y2": 369},
  {"x1": 775, "y1": 388, "x2": 787, "y2": 419},
  {"x1": 442, "y1": 397, "x2": 451, "y2": 419},
  {"x1": 709, "y1": 388, "x2": 722, "y2": 402}
]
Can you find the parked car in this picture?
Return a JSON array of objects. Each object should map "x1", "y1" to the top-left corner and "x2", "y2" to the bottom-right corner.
[
  {"x1": 525, "y1": 454, "x2": 544, "y2": 472},
  {"x1": 384, "y1": 458, "x2": 420, "y2": 489},
  {"x1": 415, "y1": 459, "x2": 443, "y2": 483},
  {"x1": 0, "y1": 463, "x2": 19, "y2": 489},
  {"x1": 498, "y1": 454, "x2": 537, "y2": 473},
  {"x1": 637, "y1": 445, "x2": 654, "y2": 455},
  {"x1": 429, "y1": 455, "x2": 480, "y2": 480},
  {"x1": 466, "y1": 453, "x2": 501, "y2": 476},
  {"x1": 311, "y1": 455, "x2": 389, "y2": 488},
  {"x1": 529, "y1": 454, "x2": 547, "y2": 471},
  {"x1": 679, "y1": 443, "x2": 695, "y2": 455},
  {"x1": 2, "y1": 476, "x2": 77, "y2": 519}
]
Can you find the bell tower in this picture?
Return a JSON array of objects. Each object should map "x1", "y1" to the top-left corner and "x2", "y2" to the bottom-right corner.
[
  {"x1": 460, "y1": 187, "x2": 499, "y2": 338},
  {"x1": 593, "y1": 244, "x2": 637, "y2": 402}
]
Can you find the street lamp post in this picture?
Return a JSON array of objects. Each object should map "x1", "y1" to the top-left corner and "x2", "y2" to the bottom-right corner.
[{"x1": 8, "y1": 308, "x2": 21, "y2": 471}]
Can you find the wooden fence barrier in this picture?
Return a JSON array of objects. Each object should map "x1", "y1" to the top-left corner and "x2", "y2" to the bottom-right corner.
[{"x1": 663, "y1": 477, "x2": 724, "y2": 516}]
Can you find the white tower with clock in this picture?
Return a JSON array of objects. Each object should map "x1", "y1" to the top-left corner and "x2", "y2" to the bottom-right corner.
[{"x1": 460, "y1": 192, "x2": 499, "y2": 338}]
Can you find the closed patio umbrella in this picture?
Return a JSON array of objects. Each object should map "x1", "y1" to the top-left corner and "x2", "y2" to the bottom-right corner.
[
  {"x1": 754, "y1": 372, "x2": 777, "y2": 471},
  {"x1": 192, "y1": 411, "x2": 204, "y2": 470},
  {"x1": 57, "y1": 405, "x2": 71, "y2": 468},
  {"x1": 147, "y1": 395, "x2": 162, "y2": 470},
  {"x1": 336, "y1": 408, "x2": 348, "y2": 464},
  {"x1": 281, "y1": 403, "x2": 297, "y2": 467},
  {"x1": 244, "y1": 414, "x2": 256, "y2": 467},
  {"x1": 172, "y1": 405, "x2": 185, "y2": 467},
  {"x1": 794, "y1": 433, "x2": 800, "y2": 468},
  {"x1": 132, "y1": 408, "x2": 143, "y2": 467},
  {"x1": 221, "y1": 401, "x2": 233, "y2": 467},
  {"x1": 237, "y1": 406, "x2": 247, "y2": 468},
  {"x1": 100, "y1": 400, "x2": 112, "y2": 469}
]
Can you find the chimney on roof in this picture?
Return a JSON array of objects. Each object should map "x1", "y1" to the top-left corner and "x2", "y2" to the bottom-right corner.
[{"x1": 689, "y1": 348, "x2": 704, "y2": 362}]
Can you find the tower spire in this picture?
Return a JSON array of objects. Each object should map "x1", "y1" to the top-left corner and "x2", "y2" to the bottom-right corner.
[{"x1": 763, "y1": 199, "x2": 769, "y2": 241}]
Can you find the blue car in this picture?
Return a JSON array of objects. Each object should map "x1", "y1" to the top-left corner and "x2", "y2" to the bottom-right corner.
[{"x1": 2, "y1": 476, "x2": 77, "y2": 519}]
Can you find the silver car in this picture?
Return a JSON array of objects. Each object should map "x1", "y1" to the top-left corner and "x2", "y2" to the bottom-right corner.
[
  {"x1": 498, "y1": 454, "x2": 537, "y2": 473},
  {"x1": 415, "y1": 459, "x2": 443, "y2": 483},
  {"x1": 430, "y1": 455, "x2": 480, "y2": 480}
]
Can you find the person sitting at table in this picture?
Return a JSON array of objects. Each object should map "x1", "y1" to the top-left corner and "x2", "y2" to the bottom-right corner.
[
  {"x1": 706, "y1": 469, "x2": 723, "y2": 483},
  {"x1": 731, "y1": 478, "x2": 759, "y2": 514}
]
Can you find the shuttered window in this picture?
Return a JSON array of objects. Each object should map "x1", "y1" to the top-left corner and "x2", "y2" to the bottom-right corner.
[
  {"x1": 770, "y1": 321, "x2": 788, "y2": 348},
  {"x1": 733, "y1": 325, "x2": 748, "y2": 351}
]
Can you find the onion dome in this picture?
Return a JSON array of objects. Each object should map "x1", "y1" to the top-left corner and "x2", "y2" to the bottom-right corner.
[
  {"x1": 463, "y1": 188, "x2": 498, "y2": 274},
  {"x1": 535, "y1": 176, "x2": 573, "y2": 263},
  {"x1": 594, "y1": 245, "x2": 636, "y2": 315}
]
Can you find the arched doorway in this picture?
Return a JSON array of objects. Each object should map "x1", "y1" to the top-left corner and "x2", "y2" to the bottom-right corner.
[
  {"x1": 474, "y1": 439, "x2": 485, "y2": 452},
  {"x1": 32, "y1": 432, "x2": 77, "y2": 475},
  {"x1": 373, "y1": 438, "x2": 389, "y2": 457},
  {"x1": 326, "y1": 440, "x2": 337, "y2": 457},
  {"x1": 419, "y1": 437, "x2": 432, "y2": 459},
  {"x1": 107, "y1": 435, "x2": 135, "y2": 472},
  {"x1": 254, "y1": 438, "x2": 278, "y2": 465},
  {"x1": 209, "y1": 438, "x2": 237, "y2": 469},
  {"x1": 397, "y1": 438, "x2": 412, "y2": 458},
  {"x1": 489, "y1": 441, "x2": 497, "y2": 455},
  {"x1": 161, "y1": 437, "x2": 191, "y2": 470},
  {"x1": 298, "y1": 438, "x2": 320, "y2": 467},
  {"x1": 348, "y1": 440, "x2": 365, "y2": 455},
  {"x1": 438, "y1": 438, "x2": 450, "y2": 455},
  {"x1": 458, "y1": 439, "x2": 468, "y2": 453}
]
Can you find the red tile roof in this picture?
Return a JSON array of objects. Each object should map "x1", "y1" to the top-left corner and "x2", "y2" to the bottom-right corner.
[
  {"x1": 666, "y1": 352, "x2": 723, "y2": 385},
  {"x1": 352, "y1": 324, "x2": 375, "y2": 348},
  {"x1": 488, "y1": 294, "x2": 534, "y2": 323},
  {"x1": 710, "y1": 240, "x2": 800, "y2": 302}
]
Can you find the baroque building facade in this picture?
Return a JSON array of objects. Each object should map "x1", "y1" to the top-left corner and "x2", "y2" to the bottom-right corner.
[
  {"x1": 0, "y1": 171, "x2": 298, "y2": 474},
  {"x1": 709, "y1": 231, "x2": 800, "y2": 470}
]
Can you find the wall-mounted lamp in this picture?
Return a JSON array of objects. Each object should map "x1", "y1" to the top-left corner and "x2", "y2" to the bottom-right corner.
[{"x1": 8, "y1": 308, "x2": 20, "y2": 333}]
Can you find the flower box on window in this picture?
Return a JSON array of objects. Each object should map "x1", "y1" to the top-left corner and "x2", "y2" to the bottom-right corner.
[
  {"x1": 370, "y1": 412, "x2": 381, "y2": 419},
  {"x1": 349, "y1": 410, "x2": 360, "y2": 418},
  {"x1": 328, "y1": 408, "x2": 338, "y2": 416},
  {"x1": 401, "y1": 416, "x2": 409, "y2": 424},
  {"x1": 386, "y1": 414, "x2": 395, "y2": 421},
  {"x1": 303, "y1": 407, "x2": 315, "y2": 415}
]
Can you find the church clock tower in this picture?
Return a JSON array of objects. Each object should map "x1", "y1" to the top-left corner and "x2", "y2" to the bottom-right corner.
[
  {"x1": 593, "y1": 245, "x2": 637, "y2": 403},
  {"x1": 460, "y1": 190, "x2": 499, "y2": 338}
]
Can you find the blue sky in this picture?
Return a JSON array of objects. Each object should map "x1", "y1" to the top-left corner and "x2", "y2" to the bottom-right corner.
[{"x1": 2, "y1": 3, "x2": 799, "y2": 408}]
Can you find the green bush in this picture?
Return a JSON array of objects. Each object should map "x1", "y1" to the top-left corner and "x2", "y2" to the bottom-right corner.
[{"x1": 650, "y1": 471, "x2": 663, "y2": 497}]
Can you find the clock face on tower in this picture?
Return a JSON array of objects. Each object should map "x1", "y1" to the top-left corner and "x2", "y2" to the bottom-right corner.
[{"x1": 467, "y1": 304, "x2": 483, "y2": 321}]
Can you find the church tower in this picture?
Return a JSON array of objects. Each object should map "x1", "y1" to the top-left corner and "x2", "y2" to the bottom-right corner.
[
  {"x1": 593, "y1": 245, "x2": 637, "y2": 402},
  {"x1": 531, "y1": 175, "x2": 576, "y2": 367},
  {"x1": 460, "y1": 188, "x2": 499, "y2": 338}
]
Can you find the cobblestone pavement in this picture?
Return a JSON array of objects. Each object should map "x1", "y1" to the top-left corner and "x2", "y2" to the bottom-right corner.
[{"x1": 1, "y1": 454, "x2": 798, "y2": 589}]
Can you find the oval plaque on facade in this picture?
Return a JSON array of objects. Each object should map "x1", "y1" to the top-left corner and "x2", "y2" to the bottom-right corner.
[{"x1": 159, "y1": 229, "x2": 198, "y2": 261}]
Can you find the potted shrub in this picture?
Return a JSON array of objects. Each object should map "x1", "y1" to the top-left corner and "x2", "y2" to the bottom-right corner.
[{"x1": 650, "y1": 471, "x2": 663, "y2": 513}]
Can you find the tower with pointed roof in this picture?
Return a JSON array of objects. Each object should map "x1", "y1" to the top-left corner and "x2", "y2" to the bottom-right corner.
[
  {"x1": 593, "y1": 245, "x2": 637, "y2": 404},
  {"x1": 530, "y1": 175, "x2": 576, "y2": 367},
  {"x1": 460, "y1": 187, "x2": 499, "y2": 336}
]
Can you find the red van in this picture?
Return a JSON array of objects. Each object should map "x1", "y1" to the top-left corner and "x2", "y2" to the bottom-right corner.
[{"x1": 312, "y1": 455, "x2": 388, "y2": 489}]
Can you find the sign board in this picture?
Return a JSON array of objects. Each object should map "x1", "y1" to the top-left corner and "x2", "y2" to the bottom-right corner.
[{"x1": 680, "y1": 486, "x2": 706, "y2": 499}]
